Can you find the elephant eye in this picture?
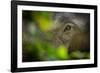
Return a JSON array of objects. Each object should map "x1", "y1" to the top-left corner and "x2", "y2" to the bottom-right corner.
[{"x1": 63, "y1": 25, "x2": 71, "y2": 32}]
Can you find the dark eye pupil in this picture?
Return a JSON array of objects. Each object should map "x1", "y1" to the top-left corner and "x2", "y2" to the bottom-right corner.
[{"x1": 64, "y1": 25, "x2": 71, "y2": 32}]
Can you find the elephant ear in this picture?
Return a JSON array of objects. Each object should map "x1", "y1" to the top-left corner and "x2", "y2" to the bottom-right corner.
[{"x1": 69, "y1": 32, "x2": 90, "y2": 51}]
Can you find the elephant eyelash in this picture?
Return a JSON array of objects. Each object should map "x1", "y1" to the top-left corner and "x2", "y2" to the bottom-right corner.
[{"x1": 63, "y1": 25, "x2": 72, "y2": 32}]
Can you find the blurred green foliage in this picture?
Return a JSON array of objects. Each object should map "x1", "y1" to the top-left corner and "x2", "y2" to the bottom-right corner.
[
  {"x1": 22, "y1": 11, "x2": 90, "y2": 62},
  {"x1": 56, "y1": 45, "x2": 69, "y2": 60},
  {"x1": 31, "y1": 11, "x2": 54, "y2": 31}
]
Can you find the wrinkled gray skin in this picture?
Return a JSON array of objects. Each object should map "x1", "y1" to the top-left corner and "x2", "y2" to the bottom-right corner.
[{"x1": 50, "y1": 12, "x2": 90, "y2": 51}]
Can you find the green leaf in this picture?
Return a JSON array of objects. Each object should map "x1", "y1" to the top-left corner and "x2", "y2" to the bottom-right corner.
[{"x1": 56, "y1": 45, "x2": 68, "y2": 60}]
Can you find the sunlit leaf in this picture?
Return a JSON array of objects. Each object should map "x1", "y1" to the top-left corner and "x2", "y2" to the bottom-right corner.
[
  {"x1": 56, "y1": 45, "x2": 68, "y2": 60},
  {"x1": 31, "y1": 11, "x2": 54, "y2": 31}
]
